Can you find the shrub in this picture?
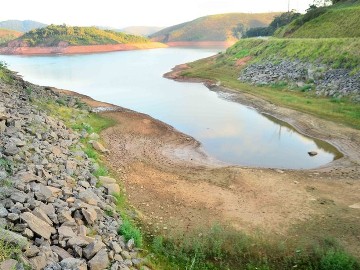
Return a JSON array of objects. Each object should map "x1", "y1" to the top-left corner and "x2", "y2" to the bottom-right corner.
[
  {"x1": 320, "y1": 250, "x2": 359, "y2": 270},
  {"x1": 118, "y1": 217, "x2": 143, "y2": 248}
]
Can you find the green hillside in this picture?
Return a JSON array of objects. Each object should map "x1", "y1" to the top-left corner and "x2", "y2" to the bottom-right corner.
[
  {"x1": 276, "y1": 1, "x2": 360, "y2": 38},
  {"x1": 149, "y1": 13, "x2": 280, "y2": 42},
  {"x1": 5, "y1": 24, "x2": 150, "y2": 47},
  {"x1": 0, "y1": 28, "x2": 22, "y2": 44},
  {"x1": 0, "y1": 20, "x2": 46, "y2": 32}
]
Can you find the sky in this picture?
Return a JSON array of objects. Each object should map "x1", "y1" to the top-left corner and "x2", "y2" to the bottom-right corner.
[{"x1": 1, "y1": 0, "x2": 314, "y2": 28}]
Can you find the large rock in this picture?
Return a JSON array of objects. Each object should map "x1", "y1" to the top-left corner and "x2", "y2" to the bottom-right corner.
[
  {"x1": 0, "y1": 259, "x2": 18, "y2": 270},
  {"x1": 32, "y1": 208, "x2": 53, "y2": 225},
  {"x1": 82, "y1": 208, "x2": 97, "y2": 224},
  {"x1": 60, "y1": 258, "x2": 87, "y2": 270},
  {"x1": 67, "y1": 236, "x2": 90, "y2": 247},
  {"x1": 15, "y1": 171, "x2": 40, "y2": 183},
  {"x1": 34, "y1": 184, "x2": 53, "y2": 201},
  {"x1": 58, "y1": 225, "x2": 77, "y2": 239},
  {"x1": 51, "y1": 246, "x2": 73, "y2": 260},
  {"x1": 92, "y1": 141, "x2": 109, "y2": 154},
  {"x1": 88, "y1": 249, "x2": 109, "y2": 270},
  {"x1": 103, "y1": 183, "x2": 120, "y2": 195},
  {"x1": 83, "y1": 240, "x2": 106, "y2": 259},
  {"x1": 20, "y1": 212, "x2": 56, "y2": 239},
  {"x1": 29, "y1": 255, "x2": 47, "y2": 270},
  {"x1": 78, "y1": 190, "x2": 100, "y2": 206},
  {"x1": 4, "y1": 143, "x2": 19, "y2": 156}
]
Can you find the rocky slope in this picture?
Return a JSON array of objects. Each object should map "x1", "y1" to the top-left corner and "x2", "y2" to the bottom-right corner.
[
  {"x1": 239, "y1": 60, "x2": 360, "y2": 101},
  {"x1": 0, "y1": 71, "x2": 147, "y2": 269}
]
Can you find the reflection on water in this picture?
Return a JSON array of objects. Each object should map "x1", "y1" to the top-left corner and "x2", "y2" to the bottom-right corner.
[{"x1": 0, "y1": 48, "x2": 341, "y2": 169}]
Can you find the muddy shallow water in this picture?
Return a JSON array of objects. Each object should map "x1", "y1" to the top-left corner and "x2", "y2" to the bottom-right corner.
[{"x1": 1, "y1": 47, "x2": 340, "y2": 168}]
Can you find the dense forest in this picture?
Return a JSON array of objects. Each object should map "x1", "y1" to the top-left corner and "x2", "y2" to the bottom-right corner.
[{"x1": 6, "y1": 24, "x2": 150, "y2": 47}]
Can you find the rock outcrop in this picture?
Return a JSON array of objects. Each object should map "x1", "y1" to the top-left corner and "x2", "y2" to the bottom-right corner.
[
  {"x1": 0, "y1": 73, "x2": 144, "y2": 269},
  {"x1": 239, "y1": 60, "x2": 360, "y2": 102}
]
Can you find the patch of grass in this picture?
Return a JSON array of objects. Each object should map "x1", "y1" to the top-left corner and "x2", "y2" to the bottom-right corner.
[
  {"x1": 25, "y1": 87, "x2": 32, "y2": 95},
  {"x1": 0, "y1": 62, "x2": 12, "y2": 83},
  {"x1": 0, "y1": 158, "x2": 13, "y2": 175},
  {"x1": 118, "y1": 216, "x2": 143, "y2": 248},
  {"x1": 320, "y1": 249, "x2": 359, "y2": 270},
  {"x1": 149, "y1": 224, "x2": 360, "y2": 270},
  {"x1": 84, "y1": 146, "x2": 99, "y2": 160},
  {"x1": 93, "y1": 165, "x2": 108, "y2": 178},
  {"x1": 300, "y1": 84, "x2": 312, "y2": 92},
  {"x1": 0, "y1": 239, "x2": 21, "y2": 262},
  {"x1": 104, "y1": 208, "x2": 114, "y2": 217}
]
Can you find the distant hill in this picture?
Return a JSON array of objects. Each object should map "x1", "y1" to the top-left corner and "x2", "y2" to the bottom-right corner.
[
  {"x1": 0, "y1": 20, "x2": 47, "y2": 33},
  {"x1": 4, "y1": 24, "x2": 151, "y2": 47},
  {"x1": 149, "y1": 13, "x2": 280, "y2": 43},
  {"x1": 121, "y1": 26, "x2": 164, "y2": 36},
  {"x1": 275, "y1": 1, "x2": 360, "y2": 38},
  {"x1": 0, "y1": 28, "x2": 22, "y2": 44}
]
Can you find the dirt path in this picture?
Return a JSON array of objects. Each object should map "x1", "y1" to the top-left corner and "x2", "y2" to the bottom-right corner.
[{"x1": 53, "y1": 84, "x2": 360, "y2": 256}]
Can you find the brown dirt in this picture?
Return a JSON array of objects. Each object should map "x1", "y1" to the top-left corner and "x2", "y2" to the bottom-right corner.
[
  {"x1": 0, "y1": 42, "x2": 167, "y2": 55},
  {"x1": 54, "y1": 79, "x2": 360, "y2": 256}
]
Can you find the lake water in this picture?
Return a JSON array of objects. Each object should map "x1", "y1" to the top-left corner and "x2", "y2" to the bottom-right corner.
[{"x1": 1, "y1": 48, "x2": 341, "y2": 169}]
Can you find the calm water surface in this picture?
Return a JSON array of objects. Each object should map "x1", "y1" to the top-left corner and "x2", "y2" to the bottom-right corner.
[{"x1": 1, "y1": 48, "x2": 341, "y2": 169}]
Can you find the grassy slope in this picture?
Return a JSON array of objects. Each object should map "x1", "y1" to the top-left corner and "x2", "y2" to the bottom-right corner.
[
  {"x1": 276, "y1": 2, "x2": 360, "y2": 38},
  {"x1": 0, "y1": 28, "x2": 22, "y2": 44},
  {"x1": 179, "y1": 38, "x2": 360, "y2": 129},
  {"x1": 149, "y1": 13, "x2": 280, "y2": 42},
  {"x1": 9, "y1": 25, "x2": 151, "y2": 47}
]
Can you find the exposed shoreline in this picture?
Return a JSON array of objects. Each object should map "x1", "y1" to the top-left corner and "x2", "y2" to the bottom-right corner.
[
  {"x1": 0, "y1": 42, "x2": 167, "y2": 55},
  {"x1": 164, "y1": 63, "x2": 360, "y2": 171},
  {"x1": 52, "y1": 70, "x2": 360, "y2": 256}
]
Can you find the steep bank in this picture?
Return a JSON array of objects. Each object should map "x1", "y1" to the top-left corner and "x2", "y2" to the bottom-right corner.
[
  {"x1": 0, "y1": 69, "x2": 149, "y2": 269},
  {"x1": 0, "y1": 42, "x2": 167, "y2": 55}
]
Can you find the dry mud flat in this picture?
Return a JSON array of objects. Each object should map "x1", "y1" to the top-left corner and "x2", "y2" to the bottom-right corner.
[{"x1": 56, "y1": 83, "x2": 360, "y2": 256}]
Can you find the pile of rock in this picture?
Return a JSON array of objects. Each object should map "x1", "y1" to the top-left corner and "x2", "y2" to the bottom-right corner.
[
  {"x1": 0, "y1": 75, "x2": 146, "y2": 269},
  {"x1": 239, "y1": 60, "x2": 360, "y2": 101}
]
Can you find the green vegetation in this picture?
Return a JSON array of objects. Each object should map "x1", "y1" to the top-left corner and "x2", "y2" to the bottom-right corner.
[
  {"x1": 149, "y1": 225, "x2": 359, "y2": 270},
  {"x1": 0, "y1": 28, "x2": 22, "y2": 44},
  {"x1": 149, "y1": 13, "x2": 280, "y2": 42},
  {"x1": 0, "y1": 20, "x2": 46, "y2": 33},
  {"x1": 226, "y1": 38, "x2": 360, "y2": 69},
  {"x1": 0, "y1": 62, "x2": 13, "y2": 83},
  {"x1": 245, "y1": 12, "x2": 301, "y2": 37},
  {"x1": 178, "y1": 38, "x2": 360, "y2": 129},
  {"x1": 6, "y1": 24, "x2": 150, "y2": 47},
  {"x1": 276, "y1": 1, "x2": 360, "y2": 38},
  {"x1": 0, "y1": 239, "x2": 22, "y2": 263},
  {"x1": 118, "y1": 216, "x2": 143, "y2": 247}
]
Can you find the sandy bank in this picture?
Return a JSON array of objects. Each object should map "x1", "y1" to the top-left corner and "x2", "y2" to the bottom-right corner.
[{"x1": 0, "y1": 42, "x2": 167, "y2": 55}]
